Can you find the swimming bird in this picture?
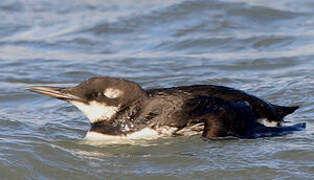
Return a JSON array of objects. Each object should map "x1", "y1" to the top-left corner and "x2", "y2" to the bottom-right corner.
[{"x1": 27, "y1": 77, "x2": 304, "y2": 140}]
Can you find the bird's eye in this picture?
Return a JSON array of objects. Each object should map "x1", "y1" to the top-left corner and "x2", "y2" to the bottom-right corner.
[{"x1": 89, "y1": 92, "x2": 101, "y2": 99}]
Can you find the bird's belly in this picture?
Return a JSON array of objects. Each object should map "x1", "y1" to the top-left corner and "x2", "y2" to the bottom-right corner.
[
  {"x1": 85, "y1": 123, "x2": 204, "y2": 141},
  {"x1": 85, "y1": 127, "x2": 161, "y2": 141}
]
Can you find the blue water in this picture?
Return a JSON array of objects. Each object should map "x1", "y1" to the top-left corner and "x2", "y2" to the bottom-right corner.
[{"x1": 0, "y1": 0, "x2": 313, "y2": 179}]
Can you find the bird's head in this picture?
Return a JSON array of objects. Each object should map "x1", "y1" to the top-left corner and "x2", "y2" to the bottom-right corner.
[{"x1": 28, "y1": 77, "x2": 147, "y2": 123}]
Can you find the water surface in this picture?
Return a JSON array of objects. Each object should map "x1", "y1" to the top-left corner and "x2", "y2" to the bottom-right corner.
[{"x1": 0, "y1": 0, "x2": 313, "y2": 179}]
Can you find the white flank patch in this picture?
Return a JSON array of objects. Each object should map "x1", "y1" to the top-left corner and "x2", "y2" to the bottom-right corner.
[
  {"x1": 176, "y1": 123, "x2": 204, "y2": 136},
  {"x1": 104, "y1": 88, "x2": 122, "y2": 99},
  {"x1": 85, "y1": 128, "x2": 160, "y2": 141},
  {"x1": 156, "y1": 126, "x2": 178, "y2": 136},
  {"x1": 257, "y1": 118, "x2": 279, "y2": 127},
  {"x1": 71, "y1": 101, "x2": 118, "y2": 123}
]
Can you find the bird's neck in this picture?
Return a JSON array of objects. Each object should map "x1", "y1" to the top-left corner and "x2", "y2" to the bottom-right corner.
[{"x1": 89, "y1": 100, "x2": 145, "y2": 135}]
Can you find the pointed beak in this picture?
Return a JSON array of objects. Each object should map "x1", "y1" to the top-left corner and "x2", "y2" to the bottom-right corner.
[{"x1": 27, "y1": 86, "x2": 83, "y2": 102}]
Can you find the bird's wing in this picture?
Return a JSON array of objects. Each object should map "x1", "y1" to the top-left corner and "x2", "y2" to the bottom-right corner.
[{"x1": 183, "y1": 96, "x2": 257, "y2": 138}]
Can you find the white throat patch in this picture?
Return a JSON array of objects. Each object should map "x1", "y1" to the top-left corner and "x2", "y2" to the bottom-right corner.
[{"x1": 71, "y1": 101, "x2": 118, "y2": 123}]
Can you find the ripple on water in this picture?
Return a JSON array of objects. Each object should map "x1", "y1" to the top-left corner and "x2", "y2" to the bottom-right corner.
[{"x1": 0, "y1": 0, "x2": 314, "y2": 179}]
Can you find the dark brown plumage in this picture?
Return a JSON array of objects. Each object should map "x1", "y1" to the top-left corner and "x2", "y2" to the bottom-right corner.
[{"x1": 28, "y1": 77, "x2": 303, "y2": 139}]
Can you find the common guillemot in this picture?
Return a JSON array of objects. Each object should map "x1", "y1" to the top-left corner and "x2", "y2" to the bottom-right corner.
[{"x1": 27, "y1": 77, "x2": 304, "y2": 140}]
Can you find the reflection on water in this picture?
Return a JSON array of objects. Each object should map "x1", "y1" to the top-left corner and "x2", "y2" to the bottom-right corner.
[{"x1": 0, "y1": 0, "x2": 313, "y2": 179}]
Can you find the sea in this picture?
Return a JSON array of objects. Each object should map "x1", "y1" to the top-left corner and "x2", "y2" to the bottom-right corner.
[{"x1": 0, "y1": 0, "x2": 313, "y2": 179}]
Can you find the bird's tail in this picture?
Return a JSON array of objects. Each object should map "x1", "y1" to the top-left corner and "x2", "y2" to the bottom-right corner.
[{"x1": 272, "y1": 104, "x2": 299, "y2": 119}]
